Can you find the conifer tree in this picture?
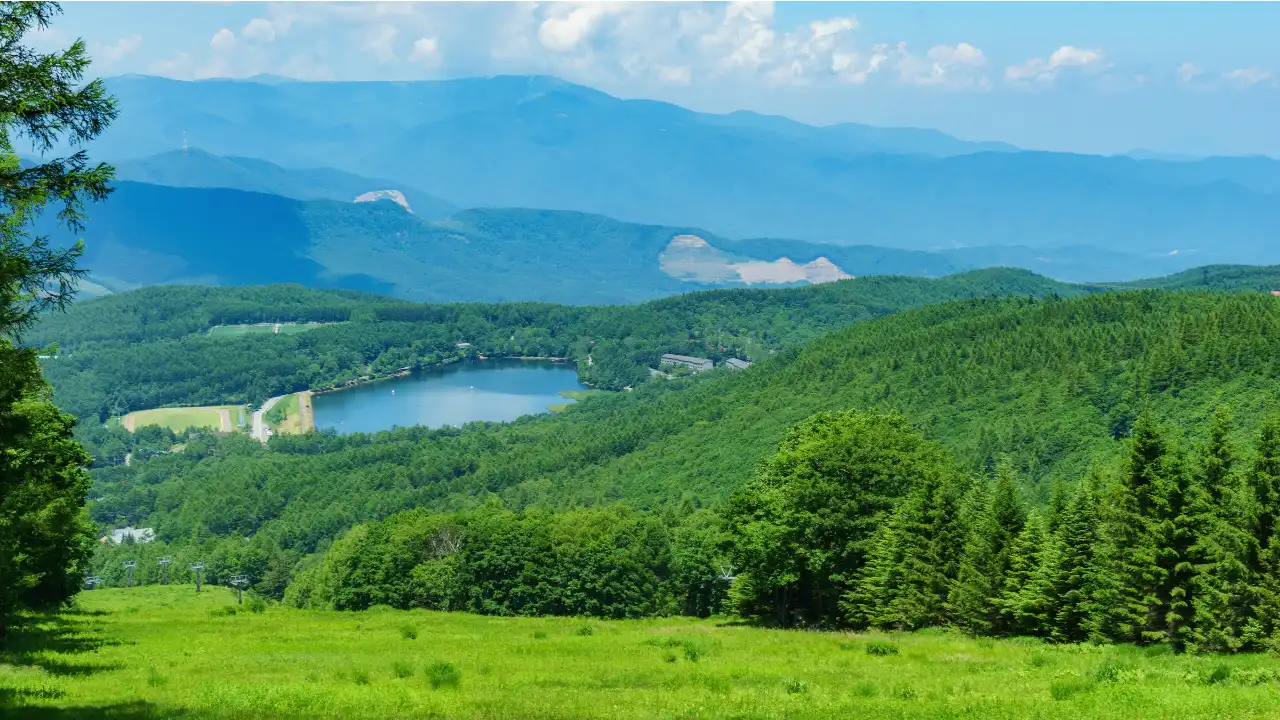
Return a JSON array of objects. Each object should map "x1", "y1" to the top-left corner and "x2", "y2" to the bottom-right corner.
[
  {"x1": 842, "y1": 469, "x2": 970, "y2": 630},
  {"x1": 1245, "y1": 415, "x2": 1280, "y2": 646},
  {"x1": 950, "y1": 461, "x2": 1027, "y2": 634},
  {"x1": 1185, "y1": 409, "x2": 1253, "y2": 652},
  {"x1": 996, "y1": 511, "x2": 1048, "y2": 635},
  {"x1": 1024, "y1": 474, "x2": 1110, "y2": 643},
  {"x1": 1104, "y1": 412, "x2": 1178, "y2": 644}
]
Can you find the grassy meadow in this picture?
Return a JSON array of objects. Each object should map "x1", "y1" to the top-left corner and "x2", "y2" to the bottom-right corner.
[
  {"x1": 265, "y1": 392, "x2": 312, "y2": 435},
  {"x1": 207, "y1": 323, "x2": 340, "y2": 338},
  {"x1": 120, "y1": 405, "x2": 245, "y2": 434},
  {"x1": 5, "y1": 587, "x2": 1280, "y2": 719}
]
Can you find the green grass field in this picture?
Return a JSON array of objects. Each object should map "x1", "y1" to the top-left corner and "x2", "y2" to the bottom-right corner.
[
  {"x1": 5, "y1": 586, "x2": 1280, "y2": 719},
  {"x1": 121, "y1": 406, "x2": 245, "y2": 434},
  {"x1": 550, "y1": 389, "x2": 610, "y2": 413},
  {"x1": 265, "y1": 393, "x2": 305, "y2": 435},
  {"x1": 207, "y1": 323, "x2": 340, "y2": 338}
]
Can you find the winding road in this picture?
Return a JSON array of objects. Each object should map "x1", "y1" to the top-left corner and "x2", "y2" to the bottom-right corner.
[{"x1": 251, "y1": 395, "x2": 285, "y2": 444}]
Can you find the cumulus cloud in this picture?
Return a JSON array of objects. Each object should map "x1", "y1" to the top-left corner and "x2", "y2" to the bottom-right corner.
[
  {"x1": 210, "y1": 28, "x2": 237, "y2": 53},
  {"x1": 98, "y1": 34, "x2": 143, "y2": 63},
  {"x1": 1224, "y1": 67, "x2": 1272, "y2": 87},
  {"x1": 1005, "y1": 45, "x2": 1109, "y2": 86},
  {"x1": 409, "y1": 37, "x2": 440, "y2": 66},
  {"x1": 896, "y1": 42, "x2": 990, "y2": 90},
  {"x1": 363, "y1": 25, "x2": 398, "y2": 64},
  {"x1": 126, "y1": 2, "x2": 1255, "y2": 98},
  {"x1": 243, "y1": 18, "x2": 277, "y2": 43},
  {"x1": 1176, "y1": 62, "x2": 1203, "y2": 84}
]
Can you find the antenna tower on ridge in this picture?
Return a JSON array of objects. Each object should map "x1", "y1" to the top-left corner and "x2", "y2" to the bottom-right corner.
[{"x1": 182, "y1": 129, "x2": 189, "y2": 155}]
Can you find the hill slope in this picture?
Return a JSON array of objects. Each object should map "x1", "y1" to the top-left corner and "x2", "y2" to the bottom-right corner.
[
  {"x1": 36, "y1": 268, "x2": 1085, "y2": 420},
  {"x1": 82, "y1": 75, "x2": 1280, "y2": 258},
  {"x1": 112, "y1": 149, "x2": 457, "y2": 220},
  {"x1": 53, "y1": 179, "x2": 1208, "y2": 303},
  {"x1": 82, "y1": 290, "x2": 1280, "y2": 558}
]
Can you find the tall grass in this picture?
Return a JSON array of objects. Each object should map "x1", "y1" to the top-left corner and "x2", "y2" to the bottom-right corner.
[{"x1": 6, "y1": 586, "x2": 1280, "y2": 719}]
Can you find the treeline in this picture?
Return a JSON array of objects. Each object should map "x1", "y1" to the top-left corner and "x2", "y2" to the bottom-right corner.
[
  {"x1": 283, "y1": 505, "x2": 730, "y2": 619},
  {"x1": 266, "y1": 408, "x2": 1280, "y2": 653},
  {"x1": 727, "y1": 410, "x2": 1280, "y2": 653},
  {"x1": 34, "y1": 268, "x2": 1082, "y2": 421}
]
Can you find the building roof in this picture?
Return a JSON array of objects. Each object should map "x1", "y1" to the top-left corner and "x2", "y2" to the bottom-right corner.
[
  {"x1": 723, "y1": 358, "x2": 752, "y2": 369},
  {"x1": 660, "y1": 353, "x2": 713, "y2": 366},
  {"x1": 108, "y1": 526, "x2": 156, "y2": 544}
]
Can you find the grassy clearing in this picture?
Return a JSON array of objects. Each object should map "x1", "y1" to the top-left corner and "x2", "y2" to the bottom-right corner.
[
  {"x1": 550, "y1": 388, "x2": 610, "y2": 413},
  {"x1": 207, "y1": 323, "x2": 341, "y2": 338},
  {"x1": 265, "y1": 393, "x2": 304, "y2": 435},
  {"x1": 5, "y1": 587, "x2": 1280, "y2": 718},
  {"x1": 121, "y1": 405, "x2": 245, "y2": 434}
]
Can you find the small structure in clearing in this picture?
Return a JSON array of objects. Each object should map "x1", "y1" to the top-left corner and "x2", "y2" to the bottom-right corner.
[
  {"x1": 100, "y1": 527, "x2": 156, "y2": 544},
  {"x1": 660, "y1": 353, "x2": 714, "y2": 373}
]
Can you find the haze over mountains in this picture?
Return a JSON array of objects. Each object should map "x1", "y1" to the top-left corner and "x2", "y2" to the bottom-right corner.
[{"x1": 38, "y1": 73, "x2": 1280, "y2": 302}]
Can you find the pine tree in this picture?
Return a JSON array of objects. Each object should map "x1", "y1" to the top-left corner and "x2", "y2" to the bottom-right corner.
[
  {"x1": 1028, "y1": 474, "x2": 1110, "y2": 643},
  {"x1": 1245, "y1": 414, "x2": 1280, "y2": 646},
  {"x1": 1104, "y1": 412, "x2": 1178, "y2": 645},
  {"x1": 951, "y1": 461, "x2": 1027, "y2": 635},
  {"x1": 997, "y1": 511, "x2": 1048, "y2": 635},
  {"x1": 842, "y1": 471, "x2": 971, "y2": 630},
  {"x1": 1246, "y1": 415, "x2": 1280, "y2": 570},
  {"x1": 1185, "y1": 409, "x2": 1253, "y2": 652}
]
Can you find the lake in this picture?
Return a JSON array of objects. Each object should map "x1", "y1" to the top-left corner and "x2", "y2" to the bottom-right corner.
[{"x1": 312, "y1": 359, "x2": 588, "y2": 435}]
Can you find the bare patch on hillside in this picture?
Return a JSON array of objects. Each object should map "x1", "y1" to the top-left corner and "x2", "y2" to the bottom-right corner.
[
  {"x1": 354, "y1": 189, "x2": 413, "y2": 213},
  {"x1": 659, "y1": 235, "x2": 853, "y2": 286}
]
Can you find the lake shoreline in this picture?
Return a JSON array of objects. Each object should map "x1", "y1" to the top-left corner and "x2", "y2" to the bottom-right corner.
[
  {"x1": 309, "y1": 355, "x2": 575, "y2": 398},
  {"x1": 308, "y1": 358, "x2": 589, "y2": 435}
]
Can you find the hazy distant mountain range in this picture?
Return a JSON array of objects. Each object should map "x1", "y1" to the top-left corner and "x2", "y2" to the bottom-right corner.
[{"x1": 26, "y1": 74, "x2": 1280, "y2": 303}]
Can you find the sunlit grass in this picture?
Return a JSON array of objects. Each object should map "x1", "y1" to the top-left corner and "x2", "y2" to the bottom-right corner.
[{"x1": 4, "y1": 586, "x2": 1280, "y2": 718}]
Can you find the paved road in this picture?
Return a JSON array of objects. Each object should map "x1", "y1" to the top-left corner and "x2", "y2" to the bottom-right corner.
[{"x1": 251, "y1": 395, "x2": 286, "y2": 444}]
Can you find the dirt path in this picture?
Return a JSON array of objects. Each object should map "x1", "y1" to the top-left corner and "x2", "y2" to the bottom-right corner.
[
  {"x1": 299, "y1": 391, "x2": 315, "y2": 433},
  {"x1": 122, "y1": 414, "x2": 136, "y2": 432},
  {"x1": 218, "y1": 409, "x2": 232, "y2": 433}
]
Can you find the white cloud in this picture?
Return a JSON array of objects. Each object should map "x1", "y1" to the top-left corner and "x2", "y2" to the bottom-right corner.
[
  {"x1": 1005, "y1": 45, "x2": 1109, "y2": 86},
  {"x1": 363, "y1": 25, "x2": 398, "y2": 64},
  {"x1": 538, "y1": 3, "x2": 619, "y2": 52},
  {"x1": 409, "y1": 37, "x2": 440, "y2": 66},
  {"x1": 149, "y1": 52, "x2": 192, "y2": 79},
  {"x1": 98, "y1": 34, "x2": 143, "y2": 63},
  {"x1": 897, "y1": 42, "x2": 990, "y2": 90},
  {"x1": 658, "y1": 65, "x2": 692, "y2": 85},
  {"x1": 1224, "y1": 67, "x2": 1272, "y2": 87},
  {"x1": 1177, "y1": 62, "x2": 1203, "y2": 84},
  {"x1": 210, "y1": 28, "x2": 237, "y2": 53},
  {"x1": 243, "y1": 19, "x2": 277, "y2": 43}
]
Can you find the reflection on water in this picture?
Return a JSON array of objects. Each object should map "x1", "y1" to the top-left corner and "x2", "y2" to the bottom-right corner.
[{"x1": 312, "y1": 359, "x2": 587, "y2": 435}]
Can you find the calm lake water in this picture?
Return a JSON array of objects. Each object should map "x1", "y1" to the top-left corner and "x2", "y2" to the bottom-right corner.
[{"x1": 312, "y1": 359, "x2": 588, "y2": 435}]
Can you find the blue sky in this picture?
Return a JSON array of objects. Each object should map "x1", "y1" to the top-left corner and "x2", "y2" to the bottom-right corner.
[{"x1": 33, "y1": 2, "x2": 1280, "y2": 157}]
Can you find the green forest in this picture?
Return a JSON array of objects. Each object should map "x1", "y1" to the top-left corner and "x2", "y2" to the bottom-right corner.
[
  {"x1": 32, "y1": 267, "x2": 1085, "y2": 420},
  {"x1": 80, "y1": 285, "x2": 1280, "y2": 655}
]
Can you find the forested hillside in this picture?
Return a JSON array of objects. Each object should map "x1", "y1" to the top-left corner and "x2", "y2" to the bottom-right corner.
[
  {"x1": 85, "y1": 291, "x2": 1280, "y2": 616},
  {"x1": 113, "y1": 148, "x2": 458, "y2": 220},
  {"x1": 33, "y1": 268, "x2": 1082, "y2": 420}
]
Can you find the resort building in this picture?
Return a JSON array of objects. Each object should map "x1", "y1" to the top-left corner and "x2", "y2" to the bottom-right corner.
[
  {"x1": 659, "y1": 353, "x2": 714, "y2": 373},
  {"x1": 722, "y1": 358, "x2": 752, "y2": 370}
]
